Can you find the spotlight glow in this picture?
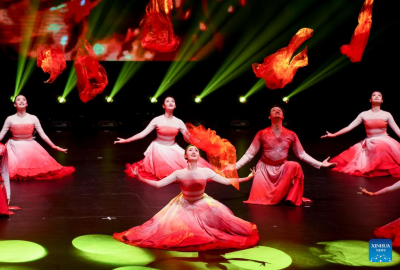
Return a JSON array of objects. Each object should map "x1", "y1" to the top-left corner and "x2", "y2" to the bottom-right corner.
[
  {"x1": 283, "y1": 97, "x2": 289, "y2": 103},
  {"x1": 150, "y1": 96, "x2": 158, "y2": 103},
  {"x1": 10, "y1": 96, "x2": 15, "y2": 102},
  {"x1": 239, "y1": 96, "x2": 247, "y2": 103},
  {"x1": 194, "y1": 96, "x2": 202, "y2": 103},
  {"x1": 58, "y1": 96, "x2": 66, "y2": 103},
  {"x1": 0, "y1": 240, "x2": 47, "y2": 263},
  {"x1": 105, "y1": 96, "x2": 114, "y2": 103}
]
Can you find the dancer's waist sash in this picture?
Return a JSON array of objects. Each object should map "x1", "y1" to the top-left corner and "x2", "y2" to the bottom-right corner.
[{"x1": 261, "y1": 156, "x2": 287, "y2": 166}]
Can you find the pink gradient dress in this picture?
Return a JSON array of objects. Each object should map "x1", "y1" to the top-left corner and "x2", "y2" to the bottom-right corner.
[
  {"x1": 331, "y1": 110, "x2": 400, "y2": 177},
  {"x1": 0, "y1": 114, "x2": 75, "y2": 187},
  {"x1": 114, "y1": 167, "x2": 259, "y2": 251},
  {"x1": 236, "y1": 127, "x2": 321, "y2": 206},
  {"x1": 125, "y1": 115, "x2": 211, "y2": 180},
  {"x1": 0, "y1": 172, "x2": 12, "y2": 216},
  {"x1": 374, "y1": 218, "x2": 400, "y2": 247}
]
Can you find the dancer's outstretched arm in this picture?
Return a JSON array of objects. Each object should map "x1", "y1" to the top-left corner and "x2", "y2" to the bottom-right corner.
[
  {"x1": 132, "y1": 167, "x2": 178, "y2": 188},
  {"x1": 359, "y1": 181, "x2": 400, "y2": 196},
  {"x1": 292, "y1": 133, "x2": 336, "y2": 168},
  {"x1": 208, "y1": 167, "x2": 257, "y2": 185},
  {"x1": 321, "y1": 113, "x2": 363, "y2": 138},
  {"x1": 34, "y1": 116, "x2": 67, "y2": 153},
  {"x1": 387, "y1": 113, "x2": 400, "y2": 138},
  {"x1": 236, "y1": 131, "x2": 262, "y2": 170},
  {"x1": 0, "y1": 117, "x2": 10, "y2": 142},
  {"x1": 114, "y1": 118, "x2": 157, "y2": 144}
]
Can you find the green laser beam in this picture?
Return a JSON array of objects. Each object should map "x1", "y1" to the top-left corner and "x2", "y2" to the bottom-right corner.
[
  {"x1": 200, "y1": 0, "x2": 319, "y2": 98},
  {"x1": 62, "y1": 64, "x2": 77, "y2": 98},
  {"x1": 154, "y1": 0, "x2": 244, "y2": 99},
  {"x1": 109, "y1": 61, "x2": 144, "y2": 98},
  {"x1": 14, "y1": 0, "x2": 41, "y2": 96},
  {"x1": 244, "y1": 79, "x2": 265, "y2": 99},
  {"x1": 287, "y1": 11, "x2": 398, "y2": 99},
  {"x1": 287, "y1": 54, "x2": 349, "y2": 98},
  {"x1": 200, "y1": 0, "x2": 355, "y2": 99}
]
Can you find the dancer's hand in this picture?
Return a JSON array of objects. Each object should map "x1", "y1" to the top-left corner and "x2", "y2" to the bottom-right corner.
[
  {"x1": 358, "y1": 187, "x2": 374, "y2": 196},
  {"x1": 321, "y1": 131, "x2": 335, "y2": 139},
  {"x1": 248, "y1": 167, "x2": 258, "y2": 178},
  {"x1": 54, "y1": 146, "x2": 67, "y2": 153},
  {"x1": 321, "y1": 157, "x2": 336, "y2": 168},
  {"x1": 114, "y1": 137, "x2": 129, "y2": 144},
  {"x1": 7, "y1": 199, "x2": 10, "y2": 205},
  {"x1": 131, "y1": 167, "x2": 143, "y2": 181}
]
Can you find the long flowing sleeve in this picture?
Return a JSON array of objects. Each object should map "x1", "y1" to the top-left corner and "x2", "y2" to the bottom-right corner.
[
  {"x1": 387, "y1": 113, "x2": 400, "y2": 138},
  {"x1": 0, "y1": 117, "x2": 11, "y2": 142},
  {"x1": 127, "y1": 117, "x2": 158, "y2": 142},
  {"x1": 205, "y1": 168, "x2": 233, "y2": 186},
  {"x1": 291, "y1": 133, "x2": 322, "y2": 169},
  {"x1": 236, "y1": 131, "x2": 262, "y2": 170},
  {"x1": 33, "y1": 116, "x2": 56, "y2": 148}
]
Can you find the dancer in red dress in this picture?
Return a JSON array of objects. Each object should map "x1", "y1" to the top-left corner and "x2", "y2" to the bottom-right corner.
[
  {"x1": 115, "y1": 96, "x2": 211, "y2": 180},
  {"x1": 0, "y1": 143, "x2": 13, "y2": 216},
  {"x1": 0, "y1": 95, "x2": 75, "y2": 185},
  {"x1": 359, "y1": 181, "x2": 400, "y2": 247},
  {"x1": 113, "y1": 145, "x2": 259, "y2": 251},
  {"x1": 236, "y1": 105, "x2": 335, "y2": 206},
  {"x1": 322, "y1": 91, "x2": 400, "y2": 177}
]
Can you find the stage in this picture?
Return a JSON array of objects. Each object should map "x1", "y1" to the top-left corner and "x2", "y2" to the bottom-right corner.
[{"x1": 1, "y1": 128, "x2": 399, "y2": 269}]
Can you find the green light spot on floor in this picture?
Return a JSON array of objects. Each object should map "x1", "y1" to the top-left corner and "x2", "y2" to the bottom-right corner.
[
  {"x1": 72, "y1": 234, "x2": 155, "y2": 266},
  {"x1": 310, "y1": 240, "x2": 400, "y2": 267},
  {"x1": 222, "y1": 246, "x2": 292, "y2": 269},
  {"x1": 0, "y1": 240, "x2": 47, "y2": 263},
  {"x1": 113, "y1": 266, "x2": 158, "y2": 270},
  {"x1": 0, "y1": 267, "x2": 38, "y2": 270}
]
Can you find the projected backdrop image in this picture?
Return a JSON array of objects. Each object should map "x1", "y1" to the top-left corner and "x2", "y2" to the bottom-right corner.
[{"x1": 0, "y1": 0, "x2": 234, "y2": 61}]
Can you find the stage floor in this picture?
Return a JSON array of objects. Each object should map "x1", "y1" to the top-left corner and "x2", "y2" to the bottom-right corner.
[{"x1": 1, "y1": 129, "x2": 399, "y2": 270}]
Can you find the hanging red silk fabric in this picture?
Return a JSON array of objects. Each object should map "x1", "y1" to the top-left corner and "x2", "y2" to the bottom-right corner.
[
  {"x1": 141, "y1": 0, "x2": 180, "y2": 52},
  {"x1": 36, "y1": 45, "x2": 66, "y2": 83},
  {"x1": 74, "y1": 40, "x2": 108, "y2": 103},
  {"x1": 253, "y1": 28, "x2": 314, "y2": 90},
  {"x1": 340, "y1": 0, "x2": 374, "y2": 62},
  {"x1": 185, "y1": 123, "x2": 239, "y2": 190}
]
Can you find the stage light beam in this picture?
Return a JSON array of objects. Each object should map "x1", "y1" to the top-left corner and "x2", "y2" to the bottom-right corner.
[
  {"x1": 58, "y1": 96, "x2": 67, "y2": 103},
  {"x1": 194, "y1": 96, "x2": 202, "y2": 103}
]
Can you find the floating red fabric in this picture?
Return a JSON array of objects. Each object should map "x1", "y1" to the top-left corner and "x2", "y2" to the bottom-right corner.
[
  {"x1": 74, "y1": 40, "x2": 108, "y2": 103},
  {"x1": 141, "y1": 0, "x2": 180, "y2": 52},
  {"x1": 340, "y1": 0, "x2": 374, "y2": 62},
  {"x1": 185, "y1": 123, "x2": 239, "y2": 190},
  {"x1": 253, "y1": 28, "x2": 313, "y2": 90},
  {"x1": 36, "y1": 45, "x2": 66, "y2": 83}
]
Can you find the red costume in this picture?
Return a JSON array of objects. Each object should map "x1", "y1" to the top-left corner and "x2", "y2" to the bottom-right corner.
[
  {"x1": 125, "y1": 115, "x2": 211, "y2": 180},
  {"x1": 0, "y1": 114, "x2": 75, "y2": 181},
  {"x1": 236, "y1": 127, "x2": 321, "y2": 206},
  {"x1": 0, "y1": 143, "x2": 13, "y2": 216},
  {"x1": 114, "y1": 167, "x2": 259, "y2": 251},
  {"x1": 374, "y1": 218, "x2": 400, "y2": 247},
  {"x1": 331, "y1": 110, "x2": 400, "y2": 177}
]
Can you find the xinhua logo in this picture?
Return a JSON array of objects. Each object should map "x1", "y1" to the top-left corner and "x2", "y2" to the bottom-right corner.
[{"x1": 369, "y1": 239, "x2": 392, "y2": 262}]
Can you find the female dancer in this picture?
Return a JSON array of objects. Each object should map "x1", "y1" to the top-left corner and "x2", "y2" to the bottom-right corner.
[
  {"x1": 359, "y1": 181, "x2": 400, "y2": 246},
  {"x1": 0, "y1": 95, "x2": 75, "y2": 190},
  {"x1": 115, "y1": 96, "x2": 211, "y2": 180},
  {"x1": 113, "y1": 145, "x2": 259, "y2": 251},
  {"x1": 322, "y1": 91, "x2": 400, "y2": 177},
  {"x1": 0, "y1": 143, "x2": 12, "y2": 216}
]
